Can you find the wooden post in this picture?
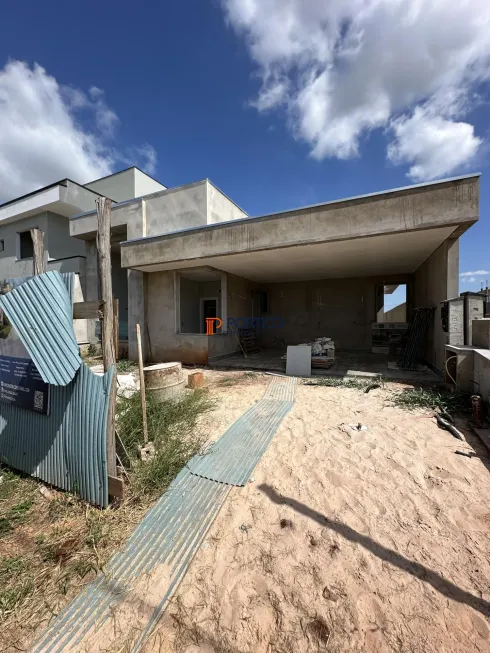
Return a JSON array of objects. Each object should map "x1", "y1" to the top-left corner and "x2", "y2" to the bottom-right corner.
[
  {"x1": 136, "y1": 324, "x2": 149, "y2": 444},
  {"x1": 113, "y1": 299, "x2": 119, "y2": 362},
  {"x1": 96, "y1": 197, "x2": 117, "y2": 478},
  {"x1": 30, "y1": 228, "x2": 46, "y2": 275}
]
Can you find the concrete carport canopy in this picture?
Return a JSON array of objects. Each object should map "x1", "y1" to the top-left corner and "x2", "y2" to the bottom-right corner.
[{"x1": 119, "y1": 174, "x2": 479, "y2": 282}]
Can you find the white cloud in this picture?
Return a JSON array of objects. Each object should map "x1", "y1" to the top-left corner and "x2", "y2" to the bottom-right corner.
[
  {"x1": 133, "y1": 144, "x2": 158, "y2": 176},
  {"x1": 387, "y1": 106, "x2": 481, "y2": 181},
  {"x1": 460, "y1": 270, "x2": 490, "y2": 277},
  {"x1": 0, "y1": 61, "x2": 157, "y2": 203},
  {"x1": 222, "y1": 0, "x2": 490, "y2": 179}
]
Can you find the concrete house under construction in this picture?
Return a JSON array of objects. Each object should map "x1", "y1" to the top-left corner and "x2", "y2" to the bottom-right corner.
[{"x1": 70, "y1": 173, "x2": 480, "y2": 377}]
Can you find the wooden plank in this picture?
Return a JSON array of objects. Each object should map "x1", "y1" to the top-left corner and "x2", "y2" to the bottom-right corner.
[
  {"x1": 73, "y1": 300, "x2": 105, "y2": 320},
  {"x1": 136, "y1": 323, "x2": 149, "y2": 444},
  {"x1": 30, "y1": 228, "x2": 46, "y2": 275},
  {"x1": 108, "y1": 474, "x2": 125, "y2": 500},
  {"x1": 113, "y1": 299, "x2": 119, "y2": 362},
  {"x1": 96, "y1": 197, "x2": 117, "y2": 478}
]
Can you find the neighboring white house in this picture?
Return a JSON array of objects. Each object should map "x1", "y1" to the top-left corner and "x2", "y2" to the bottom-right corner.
[{"x1": 0, "y1": 167, "x2": 166, "y2": 343}]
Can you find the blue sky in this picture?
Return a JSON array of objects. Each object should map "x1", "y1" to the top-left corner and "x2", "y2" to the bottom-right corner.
[{"x1": 0, "y1": 0, "x2": 488, "y2": 291}]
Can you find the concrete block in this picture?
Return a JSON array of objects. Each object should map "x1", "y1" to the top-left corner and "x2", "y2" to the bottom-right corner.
[
  {"x1": 188, "y1": 371, "x2": 204, "y2": 389},
  {"x1": 472, "y1": 318, "x2": 490, "y2": 348},
  {"x1": 286, "y1": 345, "x2": 311, "y2": 377}
]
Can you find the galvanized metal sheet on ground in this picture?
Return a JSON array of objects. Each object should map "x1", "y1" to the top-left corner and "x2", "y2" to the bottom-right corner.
[
  {"x1": 188, "y1": 376, "x2": 296, "y2": 486},
  {"x1": 0, "y1": 271, "x2": 81, "y2": 385},
  {"x1": 31, "y1": 376, "x2": 296, "y2": 652},
  {"x1": 31, "y1": 468, "x2": 230, "y2": 653}
]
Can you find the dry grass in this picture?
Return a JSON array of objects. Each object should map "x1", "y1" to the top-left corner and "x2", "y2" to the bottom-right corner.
[
  {"x1": 0, "y1": 388, "x2": 218, "y2": 651},
  {"x1": 216, "y1": 372, "x2": 259, "y2": 387},
  {"x1": 0, "y1": 466, "x2": 150, "y2": 651}
]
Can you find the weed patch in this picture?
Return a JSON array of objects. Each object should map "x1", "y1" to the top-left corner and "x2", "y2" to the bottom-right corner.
[
  {"x1": 305, "y1": 376, "x2": 383, "y2": 391},
  {"x1": 391, "y1": 386, "x2": 471, "y2": 415},
  {"x1": 117, "y1": 389, "x2": 216, "y2": 495},
  {"x1": 116, "y1": 358, "x2": 135, "y2": 374}
]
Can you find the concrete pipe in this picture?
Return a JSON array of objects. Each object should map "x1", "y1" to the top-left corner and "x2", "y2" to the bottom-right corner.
[{"x1": 143, "y1": 362, "x2": 185, "y2": 402}]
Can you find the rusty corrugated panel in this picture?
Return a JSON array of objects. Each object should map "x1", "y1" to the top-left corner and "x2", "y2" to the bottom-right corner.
[
  {"x1": 0, "y1": 271, "x2": 81, "y2": 385},
  {"x1": 0, "y1": 362, "x2": 112, "y2": 507}
]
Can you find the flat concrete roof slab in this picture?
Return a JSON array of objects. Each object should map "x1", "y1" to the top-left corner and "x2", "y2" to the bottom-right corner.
[
  {"x1": 125, "y1": 226, "x2": 455, "y2": 281},
  {"x1": 120, "y1": 174, "x2": 478, "y2": 280}
]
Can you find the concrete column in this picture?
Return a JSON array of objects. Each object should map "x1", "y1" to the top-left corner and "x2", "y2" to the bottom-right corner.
[
  {"x1": 446, "y1": 237, "x2": 459, "y2": 300},
  {"x1": 128, "y1": 270, "x2": 147, "y2": 361},
  {"x1": 413, "y1": 236, "x2": 460, "y2": 373},
  {"x1": 86, "y1": 239, "x2": 99, "y2": 344}
]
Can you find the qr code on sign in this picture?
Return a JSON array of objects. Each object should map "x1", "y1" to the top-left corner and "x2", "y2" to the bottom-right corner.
[{"x1": 34, "y1": 391, "x2": 44, "y2": 411}]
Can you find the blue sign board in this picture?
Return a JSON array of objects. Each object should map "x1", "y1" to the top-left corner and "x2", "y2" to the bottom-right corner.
[
  {"x1": 0, "y1": 277, "x2": 51, "y2": 415},
  {"x1": 0, "y1": 355, "x2": 50, "y2": 415}
]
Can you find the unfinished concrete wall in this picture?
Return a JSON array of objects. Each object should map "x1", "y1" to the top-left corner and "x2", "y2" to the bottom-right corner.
[
  {"x1": 473, "y1": 318, "x2": 490, "y2": 348},
  {"x1": 179, "y1": 278, "x2": 222, "y2": 334},
  {"x1": 413, "y1": 237, "x2": 459, "y2": 372},
  {"x1": 474, "y1": 350, "x2": 490, "y2": 406},
  {"x1": 0, "y1": 212, "x2": 49, "y2": 279},
  {"x1": 85, "y1": 168, "x2": 165, "y2": 203},
  {"x1": 207, "y1": 182, "x2": 247, "y2": 224},
  {"x1": 463, "y1": 293, "x2": 485, "y2": 345},
  {"x1": 145, "y1": 182, "x2": 208, "y2": 237},
  {"x1": 146, "y1": 271, "x2": 208, "y2": 365},
  {"x1": 134, "y1": 169, "x2": 166, "y2": 197},
  {"x1": 180, "y1": 277, "x2": 200, "y2": 334},
  {"x1": 258, "y1": 275, "x2": 411, "y2": 351},
  {"x1": 46, "y1": 213, "x2": 86, "y2": 261},
  {"x1": 208, "y1": 273, "x2": 253, "y2": 360}
]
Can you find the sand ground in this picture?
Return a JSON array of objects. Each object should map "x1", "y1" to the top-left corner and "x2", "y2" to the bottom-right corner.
[{"x1": 142, "y1": 371, "x2": 490, "y2": 653}]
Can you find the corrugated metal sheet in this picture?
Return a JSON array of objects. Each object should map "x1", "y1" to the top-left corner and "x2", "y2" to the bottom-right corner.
[
  {"x1": 8, "y1": 272, "x2": 74, "y2": 305},
  {"x1": 188, "y1": 398, "x2": 293, "y2": 486},
  {"x1": 0, "y1": 271, "x2": 81, "y2": 385},
  {"x1": 32, "y1": 468, "x2": 230, "y2": 653},
  {"x1": 188, "y1": 377, "x2": 295, "y2": 486},
  {"x1": 60, "y1": 272, "x2": 75, "y2": 304},
  {"x1": 264, "y1": 375, "x2": 297, "y2": 401},
  {"x1": 32, "y1": 376, "x2": 296, "y2": 652},
  {"x1": 0, "y1": 362, "x2": 112, "y2": 507}
]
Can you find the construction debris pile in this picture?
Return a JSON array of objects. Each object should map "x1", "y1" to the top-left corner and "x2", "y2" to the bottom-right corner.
[
  {"x1": 308, "y1": 337, "x2": 335, "y2": 358},
  {"x1": 299, "y1": 337, "x2": 335, "y2": 369}
]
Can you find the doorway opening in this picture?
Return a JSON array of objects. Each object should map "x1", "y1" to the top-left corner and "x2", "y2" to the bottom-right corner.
[{"x1": 201, "y1": 298, "x2": 218, "y2": 333}]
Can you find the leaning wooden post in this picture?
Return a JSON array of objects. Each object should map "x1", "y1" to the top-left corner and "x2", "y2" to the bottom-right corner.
[
  {"x1": 30, "y1": 228, "x2": 46, "y2": 275},
  {"x1": 136, "y1": 324, "x2": 149, "y2": 444},
  {"x1": 113, "y1": 299, "x2": 119, "y2": 362},
  {"x1": 96, "y1": 197, "x2": 117, "y2": 478}
]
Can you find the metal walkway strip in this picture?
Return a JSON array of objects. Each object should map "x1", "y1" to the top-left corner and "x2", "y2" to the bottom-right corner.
[
  {"x1": 31, "y1": 376, "x2": 296, "y2": 653},
  {"x1": 31, "y1": 469, "x2": 230, "y2": 653},
  {"x1": 263, "y1": 375, "x2": 297, "y2": 402},
  {"x1": 187, "y1": 398, "x2": 294, "y2": 485},
  {"x1": 188, "y1": 376, "x2": 296, "y2": 486}
]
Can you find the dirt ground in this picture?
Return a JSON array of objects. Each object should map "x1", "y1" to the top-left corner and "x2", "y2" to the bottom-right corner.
[{"x1": 142, "y1": 373, "x2": 490, "y2": 653}]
